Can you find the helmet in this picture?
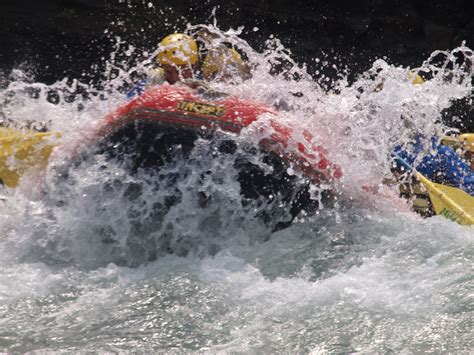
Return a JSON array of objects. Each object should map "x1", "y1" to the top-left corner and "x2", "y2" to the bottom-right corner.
[
  {"x1": 202, "y1": 47, "x2": 246, "y2": 81},
  {"x1": 408, "y1": 70, "x2": 425, "y2": 85},
  {"x1": 459, "y1": 133, "x2": 474, "y2": 153},
  {"x1": 156, "y1": 34, "x2": 198, "y2": 66}
]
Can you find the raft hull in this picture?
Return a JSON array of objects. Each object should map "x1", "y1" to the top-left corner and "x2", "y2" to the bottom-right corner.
[{"x1": 50, "y1": 85, "x2": 341, "y2": 238}]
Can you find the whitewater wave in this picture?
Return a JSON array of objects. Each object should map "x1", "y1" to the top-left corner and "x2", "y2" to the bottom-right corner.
[{"x1": 0, "y1": 23, "x2": 473, "y2": 353}]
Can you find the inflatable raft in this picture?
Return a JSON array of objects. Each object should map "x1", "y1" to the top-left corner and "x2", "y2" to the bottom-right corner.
[
  {"x1": 61, "y1": 84, "x2": 341, "y2": 232},
  {"x1": 94, "y1": 84, "x2": 342, "y2": 182}
]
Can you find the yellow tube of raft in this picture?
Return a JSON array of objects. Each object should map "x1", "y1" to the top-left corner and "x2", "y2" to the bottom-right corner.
[
  {"x1": 0, "y1": 127, "x2": 61, "y2": 188},
  {"x1": 415, "y1": 172, "x2": 474, "y2": 225}
]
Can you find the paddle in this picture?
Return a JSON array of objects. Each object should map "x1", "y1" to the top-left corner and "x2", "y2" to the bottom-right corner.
[
  {"x1": 0, "y1": 127, "x2": 61, "y2": 187},
  {"x1": 392, "y1": 152, "x2": 474, "y2": 225}
]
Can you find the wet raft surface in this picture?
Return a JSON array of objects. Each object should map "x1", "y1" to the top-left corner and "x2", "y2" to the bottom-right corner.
[
  {"x1": 44, "y1": 120, "x2": 329, "y2": 266},
  {"x1": 98, "y1": 120, "x2": 326, "y2": 232}
]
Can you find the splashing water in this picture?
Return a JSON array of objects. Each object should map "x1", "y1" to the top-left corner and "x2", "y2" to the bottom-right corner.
[{"x1": 0, "y1": 24, "x2": 473, "y2": 352}]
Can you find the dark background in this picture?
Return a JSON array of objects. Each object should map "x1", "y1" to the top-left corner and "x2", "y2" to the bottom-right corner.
[
  {"x1": 2, "y1": 0, "x2": 474, "y2": 82},
  {"x1": 1, "y1": 0, "x2": 474, "y2": 129}
]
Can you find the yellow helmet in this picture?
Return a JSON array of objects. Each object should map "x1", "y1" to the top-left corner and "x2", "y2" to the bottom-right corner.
[
  {"x1": 156, "y1": 34, "x2": 198, "y2": 66},
  {"x1": 408, "y1": 70, "x2": 425, "y2": 85},
  {"x1": 459, "y1": 133, "x2": 474, "y2": 152},
  {"x1": 202, "y1": 47, "x2": 246, "y2": 81}
]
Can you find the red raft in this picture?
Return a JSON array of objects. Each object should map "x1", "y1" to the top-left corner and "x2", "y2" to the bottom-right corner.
[
  {"x1": 56, "y1": 84, "x2": 343, "y2": 233},
  {"x1": 97, "y1": 84, "x2": 342, "y2": 184}
]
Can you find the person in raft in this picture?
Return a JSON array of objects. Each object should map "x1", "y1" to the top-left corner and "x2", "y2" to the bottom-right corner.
[
  {"x1": 392, "y1": 70, "x2": 474, "y2": 195},
  {"x1": 127, "y1": 33, "x2": 249, "y2": 98}
]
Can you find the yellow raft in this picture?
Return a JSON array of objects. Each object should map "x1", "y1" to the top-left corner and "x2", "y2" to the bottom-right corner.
[
  {"x1": 0, "y1": 127, "x2": 60, "y2": 188},
  {"x1": 399, "y1": 133, "x2": 474, "y2": 226},
  {"x1": 415, "y1": 172, "x2": 474, "y2": 225}
]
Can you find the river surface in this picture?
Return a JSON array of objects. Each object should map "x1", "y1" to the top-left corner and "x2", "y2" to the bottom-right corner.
[{"x1": 0, "y1": 25, "x2": 473, "y2": 353}]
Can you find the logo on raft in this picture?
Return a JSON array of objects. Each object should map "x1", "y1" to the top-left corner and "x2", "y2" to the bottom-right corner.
[{"x1": 177, "y1": 100, "x2": 225, "y2": 117}]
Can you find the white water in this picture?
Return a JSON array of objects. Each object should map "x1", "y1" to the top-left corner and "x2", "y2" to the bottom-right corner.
[{"x1": 0, "y1": 25, "x2": 473, "y2": 353}]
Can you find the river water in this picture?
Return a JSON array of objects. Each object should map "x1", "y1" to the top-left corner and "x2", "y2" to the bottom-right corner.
[{"x1": 0, "y1": 25, "x2": 472, "y2": 353}]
